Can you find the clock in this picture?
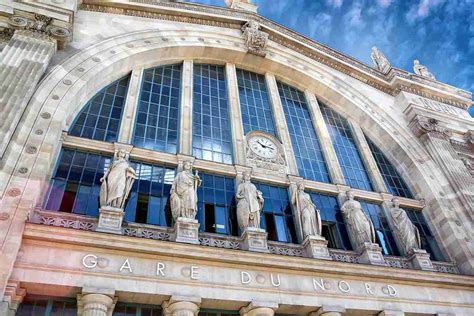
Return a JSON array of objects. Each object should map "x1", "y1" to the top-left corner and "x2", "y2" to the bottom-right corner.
[{"x1": 248, "y1": 135, "x2": 278, "y2": 159}]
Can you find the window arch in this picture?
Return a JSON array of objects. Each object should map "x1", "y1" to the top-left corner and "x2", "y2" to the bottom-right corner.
[{"x1": 69, "y1": 75, "x2": 130, "y2": 142}]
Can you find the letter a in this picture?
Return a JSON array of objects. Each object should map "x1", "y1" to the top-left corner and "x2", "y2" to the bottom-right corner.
[{"x1": 119, "y1": 259, "x2": 133, "y2": 273}]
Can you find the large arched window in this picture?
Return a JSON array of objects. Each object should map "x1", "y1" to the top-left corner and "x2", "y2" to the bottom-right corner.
[{"x1": 43, "y1": 62, "x2": 445, "y2": 260}]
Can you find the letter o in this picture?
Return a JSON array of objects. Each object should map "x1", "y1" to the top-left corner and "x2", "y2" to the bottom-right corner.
[{"x1": 338, "y1": 280, "x2": 351, "y2": 293}]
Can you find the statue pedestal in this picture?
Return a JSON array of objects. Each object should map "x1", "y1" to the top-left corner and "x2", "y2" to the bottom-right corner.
[
  {"x1": 357, "y1": 242, "x2": 387, "y2": 266},
  {"x1": 303, "y1": 235, "x2": 332, "y2": 260},
  {"x1": 96, "y1": 206, "x2": 124, "y2": 235},
  {"x1": 171, "y1": 217, "x2": 200, "y2": 245},
  {"x1": 407, "y1": 248, "x2": 435, "y2": 271},
  {"x1": 240, "y1": 227, "x2": 269, "y2": 253}
]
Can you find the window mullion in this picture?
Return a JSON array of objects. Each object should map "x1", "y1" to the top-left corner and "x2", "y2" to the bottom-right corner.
[
  {"x1": 304, "y1": 91, "x2": 345, "y2": 185},
  {"x1": 118, "y1": 67, "x2": 144, "y2": 143},
  {"x1": 179, "y1": 60, "x2": 194, "y2": 155}
]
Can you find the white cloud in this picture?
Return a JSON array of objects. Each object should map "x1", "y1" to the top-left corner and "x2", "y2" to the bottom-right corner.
[
  {"x1": 344, "y1": 2, "x2": 364, "y2": 27},
  {"x1": 308, "y1": 13, "x2": 333, "y2": 39},
  {"x1": 326, "y1": 0, "x2": 343, "y2": 8},
  {"x1": 406, "y1": 0, "x2": 445, "y2": 22},
  {"x1": 376, "y1": 0, "x2": 392, "y2": 7}
]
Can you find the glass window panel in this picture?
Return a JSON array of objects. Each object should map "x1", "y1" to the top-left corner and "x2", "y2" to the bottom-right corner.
[
  {"x1": 17, "y1": 297, "x2": 77, "y2": 316},
  {"x1": 255, "y1": 183, "x2": 296, "y2": 243},
  {"x1": 132, "y1": 65, "x2": 181, "y2": 154},
  {"x1": 320, "y1": 103, "x2": 373, "y2": 191},
  {"x1": 365, "y1": 136, "x2": 413, "y2": 198},
  {"x1": 236, "y1": 69, "x2": 276, "y2": 135},
  {"x1": 196, "y1": 173, "x2": 236, "y2": 235},
  {"x1": 192, "y1": 64, "x2": 233, "y2": 164},
  {"x1": 359, "y1": 201, "x2": 399, "y2": 256},
  {"x1": 69, "y1": 75, "x2": 130, "y2": 142},
  {"x1": 310, "y1": 193, "x2": 352, "y2": 250},
  {"x1": 277, "y1": 82, "x2": 330, "y2": 183},
  {"x1": 44, "y1": 149, "x2": 110, "y2": 215}
]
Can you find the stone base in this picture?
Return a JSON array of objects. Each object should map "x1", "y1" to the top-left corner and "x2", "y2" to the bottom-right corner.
[
  {"x1": 96, "y1": 206, "x2": 124, "y2": 235},
  {"x1": 357, "y1": 242, "x2": 387, "y2": 266},
  {"x1": 171, "y1": 217, "x2": 200, "y2": 244},
  {"x1": 303, "y1": 235, "x2": 332, "y2": 260},
  {"x1": 407, "y1": 248, "x2": 435, "y2": 271},
  {"x1": 240, "y1": 227, "x2": 269, "y2": 253}
]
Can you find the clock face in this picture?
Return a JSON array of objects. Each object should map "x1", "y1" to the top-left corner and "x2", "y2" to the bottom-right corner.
[{"x1": 248, "y1": 135, "x2": 278, "y2": 159}]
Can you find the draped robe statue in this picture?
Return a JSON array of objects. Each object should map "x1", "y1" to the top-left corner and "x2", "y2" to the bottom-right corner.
[
  {"x1": 170, "y1": 160, "x2": 201, "y2": 220},
  {"x1": 99, "y1": 149, "x2": 136, "y2": 209},
  {"x1": 291, "y1": 183, "x2": 322, "y2": 239},
  {"x1": 413, "y1": 59, "x2": 436, "y2": 80},
  {"x1": 390, "y1": 198, "x2": 421, "y2": 253},
  {"x1": 236, "y1": 172, "x2": 264, "y2": 231},
  {"x1": 341, "y1": 191, "x2": 376, "y2": 250},
  {"x1": 371, "y1": 46, "x2": 391, "y2": 73}
]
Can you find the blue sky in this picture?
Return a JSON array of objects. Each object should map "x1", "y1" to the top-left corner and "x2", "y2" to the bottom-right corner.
[{"x1": 188, "y1": 0, "x2": 474, "y2": 116}]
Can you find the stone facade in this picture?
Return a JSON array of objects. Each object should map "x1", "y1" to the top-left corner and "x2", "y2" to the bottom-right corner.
[{"x1": 0, "y1": 0, "x2": 473, "y2": 315}]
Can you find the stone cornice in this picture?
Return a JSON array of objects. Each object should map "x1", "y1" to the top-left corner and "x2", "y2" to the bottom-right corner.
[{"x1": 79, "y1": 0, "x2": 472, "y2": 110}]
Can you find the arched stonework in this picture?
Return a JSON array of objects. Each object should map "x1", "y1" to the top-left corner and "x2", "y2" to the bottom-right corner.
[{"x1": 0, "y1": 27, "x2": 472, "y2": 289}]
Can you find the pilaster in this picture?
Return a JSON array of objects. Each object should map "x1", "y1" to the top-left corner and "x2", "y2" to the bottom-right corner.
[
  {"x1": 226, "y1": 63, "x2": 246, "y2": 165},
  {"x1": 179, "y1": 60, "x2": 194, "y2": 155},
  {"x1": 0, "y1": 30, "x2": 56, "y2": 158},
  {"x1": 162, "y1": 296, "x2": 201, "y2": 316},
  {"x1": 349, "y1": 122, "x2": 387, "y2": 193},
  {"x1": 264, "y1": 73, "x2": 298, "y2": 175},
  {"x1": 0, "y1": 280, "x2": 26, "y2": 316},
  {"x1": 304, "y1": 91, "x2": 345, "y2": 184},
  {"x1": 118, "y1": 67, "x2": 144, "y2": 143}
]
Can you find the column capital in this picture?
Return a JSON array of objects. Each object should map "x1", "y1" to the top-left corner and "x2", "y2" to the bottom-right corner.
[
  {"x1": 162, "y1": 295, "x2": 201, "y2": 316},
  {"x1": 409, "y1": 115, "x2": 452, "y2": 141},
  {"x1": 310, "y1": 305, "x2": 346, "y2": 315},
  {"x1": 240, "y1": 301, "x2": 278, "y2": 316},
  {"x1": 77, "y1": 288, "x2": 116, "y2": 316},
  {"x1": 378, "y1": 310, "x2": 404, "y2": 316}
]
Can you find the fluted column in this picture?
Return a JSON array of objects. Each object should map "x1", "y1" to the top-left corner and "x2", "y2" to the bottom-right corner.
[
  {"x1": 304, "y1": 91, "x2": 345, "y2": 184},
  {"x1": 240, "y1": 302, "x2": 277, "y2": 316},
  {"x1": 265, "y1": 73, "x2": 298, "y2": 175},
  {"x1": 179, "y1": 60, "x2": 194, "y2": 155},
  {"x1": 226, "y1": 63, "x2": 246, "y2": 165},
  {"x1": 0, "y1": 30, "x2": 56, "y2": 157},
  {"x1": 77, "y1": 293, "x2": 115, "y2": 316},
  {"x1": 118, "y1": 67, "x2": 144, "y2": 143},
  {"x1": 162, "y1": 296, "x2": 201, "y2": 316}
]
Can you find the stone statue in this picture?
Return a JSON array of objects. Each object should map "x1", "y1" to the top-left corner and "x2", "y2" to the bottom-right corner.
[
  {"x1": 241, "y1": 20, "x2": 268, "y2": 57},
  {"x1": 291, "y1": 182, "x2": 322, "y2": 239},
  {"x1": 236, "y1": 171, "x2": 264, "y2": 231},
  {"x1": 390, "y1": 198, "x2": 421, "y2": 253},
  {"x1": 413, "y1": 59, "x2": 436, "y2": 80},
  {"x1": 170, "y1": 160, "x2": 201, "y2": 220},
  {"x1": 341, "y1": 191, "x2": 376, "y2": 250},
  {"x1": 99, "y1": 149, "x2": 136, "y2": 209},
  {"x1": 371, "y1": 46, "x2": 391, "y2": 73}
]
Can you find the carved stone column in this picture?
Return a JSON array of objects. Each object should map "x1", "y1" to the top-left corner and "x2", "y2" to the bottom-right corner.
[
  {"x1": 304, "y1": 91, "x2": 345, "y2": 185},
  {"x1": 226, "y1": 63, "x2": 246, "y2": 165},
  {"x1": 179, "y1": 60, "x2": 194, "y2": 155},
  {"x1": 77, "y1": 288, "x2": 116, "y2": 316},
  {"x1": 0, "y1": 29, "x2": 56, "y2": 158},
  {"x1": 118, "y1": 67, "x2": 144, "y2": 143},
  {"x1": 409, "y1": 115, "x2": 474, "y2": 214},
  {"x1": 265, "y1": 73, "x2": 298, "y2": 175},
  {"x1": 310, "y1": 305, "x2": 346, "y2": 316},
  {"x1": 378, "y1": 311, "x2": 404, "y2": 316},
  {"x1": 240, "y1": 302, "x2": 277, "y2": 316},
  {"x1": 162, "y1": 296, "x2": 201, "y2": 316}
]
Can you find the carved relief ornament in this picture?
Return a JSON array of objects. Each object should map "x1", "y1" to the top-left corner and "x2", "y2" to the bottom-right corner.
[
  {"x1": 241, "y1": 20, "x2": 268, "y2": 57},
  {"x1": 409, "y1": 115, "x2": 452, "y2": 140},
  {"x1": 245, "y1": 131, "x2": 287, "y2": 174}
]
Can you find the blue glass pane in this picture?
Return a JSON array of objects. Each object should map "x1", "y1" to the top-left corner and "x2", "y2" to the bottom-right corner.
[
  {"x1": 17, "y1": 298, "x2": 77, "y2": 316},
  {"x1": 192, "y1": 64, "x2": 233, "y2": 164},
  {"x1": 124, "y1": 162, "x2": 175, "y2": 226},
  {"x1": 360, "y1": 201, "x2": 399, "y2": 256},
  {"x1": 69, "y1": 75, "x2": 130, "y2": 142},
  {"x1": 133, "y1": 64, "x2": 181, "y2": 154},
  {"x1": 277, "y1": 82, "x2": 330, "y2": 183},
  {"x1": 255, "y1": 183, "x2": 296, "y2": 243},
  {"x1": 320, "y1": 103, "x2": 373, "y2": 191},
  {"x1": 405, "y1": 209, "x2": 445, "y2": 261},
  {"x1": 310, "y1": 193, "x2": 352, "y2": 250},
  {"x1": 236, "y1": 69, "x2": 276, "y2": 135},
  {"x1": 44, "y1": 149, "x2": 111, "y2": 215},
  {"x1": 196, "y1": 173, "x2": 236, "y2": 235},
  {"x1": 366, "y1": 137, "x2": 413, "y2": 198}
]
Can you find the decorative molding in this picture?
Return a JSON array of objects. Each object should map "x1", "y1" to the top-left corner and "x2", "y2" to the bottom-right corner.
[
  {"x1": 79, "y1": 1, "x2": 472, "y2": 109},
  {"x1": 409, "y1": 115, "x2": 453, "y2": 141}
]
